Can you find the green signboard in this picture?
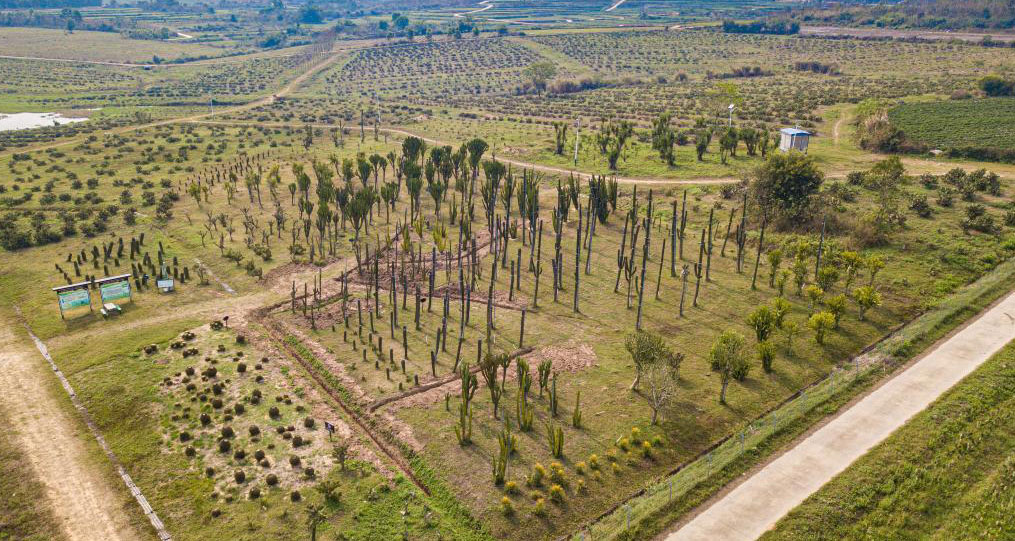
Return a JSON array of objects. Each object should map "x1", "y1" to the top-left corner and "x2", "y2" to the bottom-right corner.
[
  {"x1": 58, "y1": 289, "x2": 90, "y2": 311},
  {"x1": 100, "y1": 280, "x2": 131, "y2": 302}
]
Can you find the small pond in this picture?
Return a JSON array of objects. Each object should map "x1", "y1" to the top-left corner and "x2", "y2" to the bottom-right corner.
[{"x1": 0, "y1": 112, "x2": 88, "y2": 132}]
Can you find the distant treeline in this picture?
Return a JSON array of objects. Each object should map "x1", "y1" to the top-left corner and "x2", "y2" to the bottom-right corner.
[
  {"x1": 0, "y1": 0, "x2": 99, "y2": 7},
  {"x1": 722, "y1": 19, "x2": 800, "y2": 35},
  {"x1": 792, "y1": 0, "x2": 1015, "y2": 31},
  {"x1": 0, "y1": 10, "x2": 119, "y2": 32}
]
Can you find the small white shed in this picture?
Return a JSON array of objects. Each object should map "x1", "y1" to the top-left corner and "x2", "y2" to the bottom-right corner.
[{"x1": 779, "y1": 128, "x2": 811, "y2": 153}]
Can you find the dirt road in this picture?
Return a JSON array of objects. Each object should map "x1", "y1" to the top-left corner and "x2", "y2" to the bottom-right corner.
[
  {"x1": 665, "y1": 289, "x2": 1015, "y2": 540},
  {"x1": 0, "y1": 318, "x2": 140, "y2": 541}
]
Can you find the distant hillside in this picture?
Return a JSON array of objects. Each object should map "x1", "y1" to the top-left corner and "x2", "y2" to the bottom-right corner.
[
  {"x1": 0, "y1": 0, "x2": 100, "y2": 7},
  {"x1": 792, "y1": 0, "x2": 1015, "y2": 31}
]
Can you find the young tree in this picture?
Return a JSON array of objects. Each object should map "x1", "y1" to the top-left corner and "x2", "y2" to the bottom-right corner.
[
  {"x1": 783, "y1": 319, "x2": 801, "y2": 352},
  {"x1": 643, "y1": 358, "x2": 679, "y2": 424},
  {"x1": 332, "y1": 440, "x2": 350, "y2": 470},
  {"x1": 853, "y1": 285, "x2": 882, "y2": 321},
  {"x1": 808, "y1": 311, "x2": 835, "y2": 344},
  {"x1": 709, "y1": 330, "x2": 749, "y2": 404},
  {"x1": 624, "y1": 330, "x2": 681, "y2": 391},
  {"x1": 746, "y1": 305, "x2": 776, "y2": 342},
  {"x1": 826, "y1": 294, "x2": 847, "y2": 328},
  {"x1": 757, "y1": 340, "x2": 775, "y2": 373},
  {"x1": 766, "y1": 248, "x2": 783, "y2": 287},
  {"x1": 306, "y1": 504, "x2": 327, "y2": 541},
  {"x1": 805, "y1": 284, "x2": 825, "y2": 311}
]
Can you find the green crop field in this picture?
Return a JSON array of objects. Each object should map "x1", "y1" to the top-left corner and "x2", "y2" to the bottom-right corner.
[{"x1": 890, "y1": 98, "x2": 1015, "y2": 151}]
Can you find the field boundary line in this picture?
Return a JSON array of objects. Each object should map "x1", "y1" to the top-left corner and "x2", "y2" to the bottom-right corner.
[{"x1": 17, "y1": 310, "x2": 172, "y2": 541}]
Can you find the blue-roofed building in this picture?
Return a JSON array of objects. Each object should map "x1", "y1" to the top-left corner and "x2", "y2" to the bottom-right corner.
[{"x1": 779, "y1": 128, "x2": 811, "y2": 153}]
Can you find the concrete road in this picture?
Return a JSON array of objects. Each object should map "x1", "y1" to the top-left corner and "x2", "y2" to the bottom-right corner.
[{"x1": 666, "y1": 290, "x2": 1015, "y2": 540}]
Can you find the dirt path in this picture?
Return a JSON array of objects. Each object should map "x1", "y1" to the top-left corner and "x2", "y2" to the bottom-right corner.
[
  {"x1": 664, "y1": 289, "x2": 1015, "y2": 541},
  {"x1": 605, "y1": 0, "x2": 628, "y2": 12},
  {"x1": 0, "y1": 318, "x2": 141, "y2": 541},
  {"x1": 833, "y1": 113, "x2": 845, "y2": 146},
  {"x1": 454, "y1": 0, "x2": 492, "y2": 18}
]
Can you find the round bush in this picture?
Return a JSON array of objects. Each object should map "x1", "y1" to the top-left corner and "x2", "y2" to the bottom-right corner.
[
  {"x1": 254, "y1": 449, "x2": 265, "y2": 460},
  {"x1": 266, "y1": 474, "x2": 278, "y2": 486},
  {"x1": 234, "y1": 449, "x2": 246, "y2": 460},
  {"x1": 221, "y1": 426, "x2": 234, "y2": 439},
  {"x1": 200, "y1": 413, "x2": 211, "y2": 426},
  {"x1": 211, "y1": 398, "x2": 223, "y2": 409},
  {"x1": 248, "y1": 425, "x2": 260, "y2": 437},
  {"x1": 290, "y1": 490, "x2": 301, "y2": 502},
  {"x1": 237, "y1": 363, "x2": 247, "y2": 373},
  {"x1": 234, "y1": 470, "x2": 245, "y2": 483},
  {"x1": 248, "y1": 487, "x2": 260, "y2": 499},
  {"x1": 289, "y1": 455, "x2": 301, "y2": 468},
  {"x1": 303, "y1": 417, "x2": 315, "y2": 429},
  {"x1": 205, "y1": 467, "x2": 215, "y2": 477},
  {"x1": 185, "y1": 446, "x2": 196, "y2": 457},
  {"x1": 218, "y1": 439, "x2": 231, "y2": 453},
  {"x1": 268, "y1": 406, "x2": 280, "y2": 419},
  {"x1": 179, "y1": 431, "x2": 192, "y2": 442}
]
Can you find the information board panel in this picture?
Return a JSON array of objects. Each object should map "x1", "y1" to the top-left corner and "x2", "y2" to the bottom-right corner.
[
  {"x1": 100, "y1": 280, "x2": 131, "y2": 302},
  {"x1": 58, "y1": 289, "x2": 90, "y2": 310}
]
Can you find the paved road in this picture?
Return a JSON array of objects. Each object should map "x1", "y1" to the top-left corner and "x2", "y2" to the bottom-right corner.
[{"x1": 666, "y1": 289, "x2": 1015, "y2": 540}]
